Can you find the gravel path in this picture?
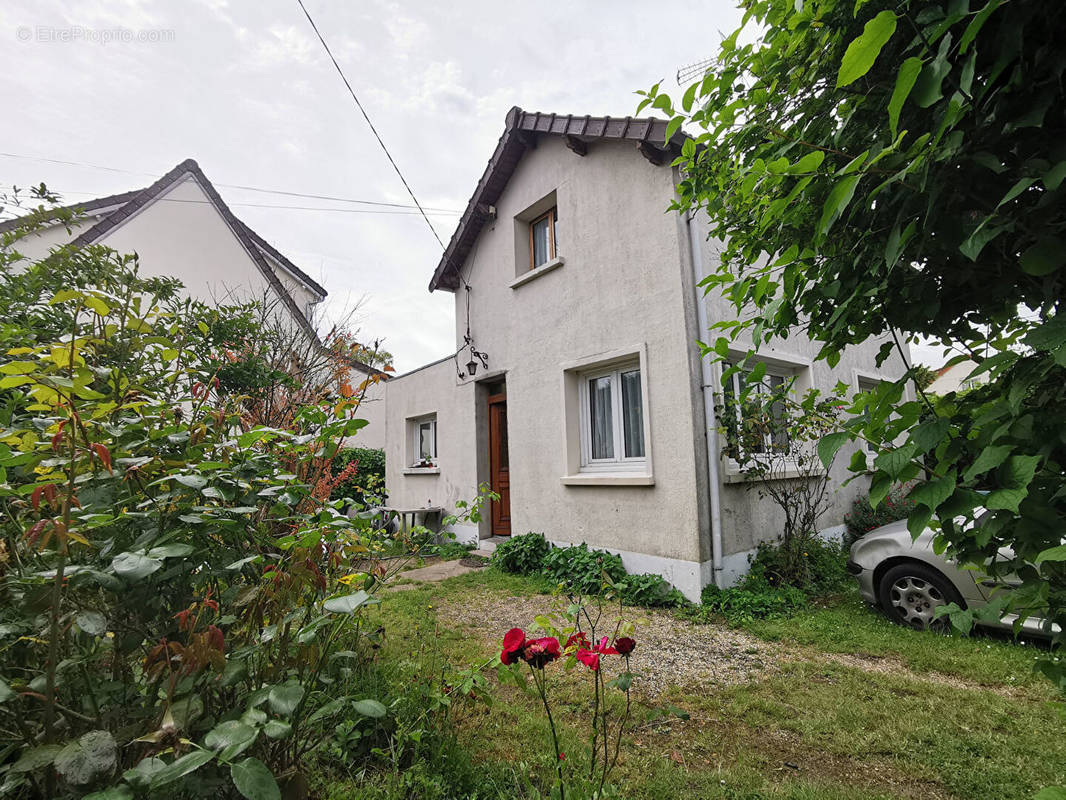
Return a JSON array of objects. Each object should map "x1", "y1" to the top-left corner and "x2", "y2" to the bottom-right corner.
[{"x1": 435, "y1": 591, "x2": 778, "y2": 697}]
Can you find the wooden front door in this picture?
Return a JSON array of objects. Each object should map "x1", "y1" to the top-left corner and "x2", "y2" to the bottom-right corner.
[{"x1": 488, "y1": 393, "x2": 511, "y2": 536}]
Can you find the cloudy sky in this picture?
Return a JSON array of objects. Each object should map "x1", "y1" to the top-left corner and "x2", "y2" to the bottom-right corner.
[{"x1": 1, "y1": 0, "x2": 942, "y2": 371}]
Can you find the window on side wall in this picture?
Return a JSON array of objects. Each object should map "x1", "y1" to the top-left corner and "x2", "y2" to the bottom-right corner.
[
  {"x1": 528, "y1": 207, "x2": 557, "y2": 270},
  {"x1": 409, "y1": 415, "x2": 437, "y2": 468},
  {"x1": 855, "y1": 375, "x2": 883, "y2": 453},
  {"x1": 721, "y1": 361, "x2": 799, "y2": 461},
  {"x1": 579, "y1": 361, "x2": 646, "y2": 472}
]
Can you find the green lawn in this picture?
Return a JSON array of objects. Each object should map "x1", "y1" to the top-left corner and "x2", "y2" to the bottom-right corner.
[{"x1": 324, "y1": 569, "x2": 1065, "y2": 800}]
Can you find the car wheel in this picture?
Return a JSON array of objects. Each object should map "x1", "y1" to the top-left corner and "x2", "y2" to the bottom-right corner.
[{"x1": 877, "y1": 562, "x2": 963, "y2": 632}]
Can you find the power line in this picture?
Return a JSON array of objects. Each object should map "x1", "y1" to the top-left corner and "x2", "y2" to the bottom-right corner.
[
  {"x1": 29, "y1": 188, "x2": 458, "y2": 217},
  {"x1": 0, "y1": 151, "x2": 460, "y2": 213},
  {"x1": 295, "y1": 0, "x2": 447, "y2": 252}
]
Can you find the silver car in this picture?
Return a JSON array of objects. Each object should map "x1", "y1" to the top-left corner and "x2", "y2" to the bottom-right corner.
[{"x1": 847, "y1": 519, "x2": 1055, "y2": 636}]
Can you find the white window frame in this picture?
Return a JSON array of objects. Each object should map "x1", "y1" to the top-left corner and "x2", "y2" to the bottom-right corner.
[
  {"x1": 721, "y1": 360, "x2": 797, "y2": 463},
  {"x1": 409, "y1": 415, "x2": 437, "y2": 468},
  {"x1": 577, "y1": 361, "x2": 647, "y2": 473},
  {"x1": 854, "y1": 373, "x2": 885, "y2": 455}
]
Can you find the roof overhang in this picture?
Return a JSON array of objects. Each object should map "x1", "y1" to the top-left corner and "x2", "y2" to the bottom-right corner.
[{"x1": 428, "y1": 107, "x2": 687, "y2": 292}]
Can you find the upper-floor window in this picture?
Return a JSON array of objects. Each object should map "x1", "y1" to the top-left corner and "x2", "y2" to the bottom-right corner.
[{"x1": 529, "y1": 207, "x2": 557, "y2": 270}]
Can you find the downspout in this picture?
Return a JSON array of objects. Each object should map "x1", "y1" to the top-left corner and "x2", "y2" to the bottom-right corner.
[{"x1": 686, "y1": 211, "x2": 725, "y2": 587}]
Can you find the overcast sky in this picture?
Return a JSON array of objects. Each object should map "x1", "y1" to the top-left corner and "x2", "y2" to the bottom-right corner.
[{"x1": 1, "y1": 0, "x2": 943, "y2": 371}]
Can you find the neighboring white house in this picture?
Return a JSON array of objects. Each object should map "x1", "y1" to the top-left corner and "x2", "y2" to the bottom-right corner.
[
  {"x1": 927, "y1": 358, "x2": 986, "y2": 395},
  {"x1": 358, "y1": 108, "x2": 911, "y2": 600},
  {"x1": 1, "y1": 158, "x2": 328, "y2": 343}
]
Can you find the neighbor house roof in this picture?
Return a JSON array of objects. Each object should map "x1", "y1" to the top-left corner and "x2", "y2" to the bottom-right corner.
[
  {"x1": 428, "y1": 107, "x2": 687, "y2": 292},
  {"x1": 0, "y1": 160, "x2": 386, "y2": 377},
  {"x1": 0, "y1": 158, "x2": 331, "y2": 342}
]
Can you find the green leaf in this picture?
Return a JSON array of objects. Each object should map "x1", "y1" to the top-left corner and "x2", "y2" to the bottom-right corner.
[
  {"x1": 84, "y1": 787, "x2": 134, "y2": 800},
  {"x1": 1044, "y1": 161, "x2": 1066, "y2": 191},
  {"x1": 205, "y1": 720, "x2": 257, "y2": 756},
  {"x1": 963, "y1": 444, "x2": 1013, "y2": 483},
  {"x1": 907, "y1": 506, "x2": 933, "y2": 538},
  {"x1": 146, "y1": 543, "x2": 195, "y2": 559},
  {"x1": 174, "y1": 474, "x2": 207, "y2": 489},
  {"x1": 1001, "y1": 454, "x2": 1041, "y2": 490},
  {"x1": 262, "y1": 720, "x2": 292, "y2": 739},
  {"x1": 985, "y1": 487, "x2": 1027, "y2": 513},
  {"x1": 323, "y1": 590, "x2": 372, "y2": 614},
  {"x1": 10, "y1": 744, "x2": 63, "y2": 773},
  {"x1": 0, "y1": 678, "x2": 14, "y2": 704},
  {"x1": 909, "y1": 472, "x2": 956, "y2": 511},
  {"x1": 959, "y1": 0, "x2": 1004, "y2": 53},
  {"x1": 149, "y1": 750, "x2": 214, "y2": 790},
  {"x1": 887, "y1": 57, "x2": 923, "y2": 139},
  {"x1": 817, "y1": 175, "x2": 861, "y2": 239},
  {"x1": 55, "y1": 730, "x2": 117, "y2": 786},
  {"x1": 817, "y1": 432, "x2": 850, "y2": 470},
  {"x1": 352, "y1": 698, "x2": 387, "y2": 719},
  {"x1": 836, "y1": 10, "x2": 897, "y2": 88},
  {"x1": 267, "y1": 683, "x2": 305, "y2": 716},
  {"x1": 1020, "y1": 238, "x2": 1066, "y2": 277},
  {"x1": 230, "y1": 757, "x2": 281, "y2": 800},
  {"x1": 1035, "y1": 545, "x2": 1066, "y2": 565},
  {"x1": 111, "y1": 552, "x2": 163, "y2": 581},
  {"x1": 873, "y1": 444, "x2": 917, "y2": 480},
  {"x1": 912, "y1": 57, "x2": 951, "y2": 108}
]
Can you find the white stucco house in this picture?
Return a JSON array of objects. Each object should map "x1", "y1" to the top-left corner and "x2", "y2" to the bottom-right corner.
[
  {"x1": 358, "y1": 108, "x2": 910, "y2": 601},
  {"x1": 1, "y1": 158, "x2": 328, "y2": 344},
  {"x1": 927, "y1": 358, "x2": 987, "y2": 395}
]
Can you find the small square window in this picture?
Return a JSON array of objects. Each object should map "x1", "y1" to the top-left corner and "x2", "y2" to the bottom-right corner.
[
  {"x1": 528, "y1": 207, "x2": 557, "y2": 270},
  {"x1": 579, "y1": 361, "x2": 647, "y2": 471},
  {"x1": 409, "y1": 415, "x2": 437, "y2": 467}
]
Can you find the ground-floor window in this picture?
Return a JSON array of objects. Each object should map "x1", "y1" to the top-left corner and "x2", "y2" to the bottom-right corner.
[
  {"x1": 408, "y1": 414, "x2": 437, "y2": 468},
  {"x1": 579, "y1": 360, "x2": 647, "y2": 471}
]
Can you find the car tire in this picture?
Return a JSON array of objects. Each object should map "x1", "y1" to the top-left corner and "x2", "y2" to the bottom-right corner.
[{"x1": 877, "y1": 562, "x2": 964, "y2": 632}]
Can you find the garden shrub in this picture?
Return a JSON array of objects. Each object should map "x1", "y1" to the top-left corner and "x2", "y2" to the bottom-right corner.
[
  {"x1": 491, "y1": 531, "x2": 551, "y2": 574},
  {"x1": 331, "y1": 446, "x2": 387, "y2": 508},
  {"x1": 747, "y1": 536, "x2": 850, "y2": 597},
  {"x1": 616, "y1": 572, "x2": 687, "y2": 608},
  {"x1": 0, "y1": 202, "x2": 482, "y2": 799},
  {"x1": 844, "y1": 484, "x2": 916, "y2": 545},
  {"x1": 695, "y1": 581, "x2": 807, "y2": 625},
  {"x1": 542, "y1": 543, "x2": 626, "y2": 595}
]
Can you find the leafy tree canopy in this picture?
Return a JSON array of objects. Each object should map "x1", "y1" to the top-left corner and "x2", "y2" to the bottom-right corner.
[{"x1": 644, "y1": 0, "x2": 1065, "y2": 689}]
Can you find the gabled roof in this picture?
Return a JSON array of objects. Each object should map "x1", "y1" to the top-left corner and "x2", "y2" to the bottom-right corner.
[
  {"x1": 1, "y1": 159, "x2": 327, "y2": 302},
  {"x1": 1, "y1": 159, "x2": 388, "y2": 378},
  {"x1": 428, "y1": 107, "x2": 687, "y2": 292}
]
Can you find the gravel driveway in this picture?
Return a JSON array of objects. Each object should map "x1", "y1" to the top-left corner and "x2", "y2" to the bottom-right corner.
[{"x1": 435, "y1": 590, "x2": 778, "y2": 697}]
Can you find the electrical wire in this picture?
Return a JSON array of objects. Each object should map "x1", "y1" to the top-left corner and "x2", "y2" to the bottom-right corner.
[
  {"x1": 0, "y1": 151, "x2": 460, "y2": 213},
  {"x1": 295, "y1": 0, "x2": 447, "y2": 252}
]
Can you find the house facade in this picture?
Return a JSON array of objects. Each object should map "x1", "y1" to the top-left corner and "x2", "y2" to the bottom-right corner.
[
  {"x1": 361, "y1": 108, "x2": 909, "y2": 600},
  {"x1": 927, "y1": 358, "x2": 986, "y2": 395},
  {"x1": 2, "y1": 159, "x2": 328, "y2": 341}
]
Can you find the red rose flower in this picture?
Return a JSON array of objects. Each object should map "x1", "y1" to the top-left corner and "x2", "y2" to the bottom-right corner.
[
  {"x1": 593, "y1": 636, "x2": 618, "y2": 656},
  {"x1": 565, "y1": 632, "x2": 590, "y2": 651},
  {"x1": 614, "y1": 637, "x2": 636, "y2": 655},
  {"x1": 501, "y1": 627, "x2": 526, "y2": 665},
  {"x1": 522, "y1": 636, "x2": 561, "y2": 669},
  {"x1": 575, "y1": 649, "x2": 600, "y2": 671}
]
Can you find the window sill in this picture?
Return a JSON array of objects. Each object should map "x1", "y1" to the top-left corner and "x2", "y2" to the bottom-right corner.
[
  {"x1": 509, "y1": 256, "x2": 565, "y2": 289},
  {"x1": 722, "y1": 466, "x2": 824, "y2": 484},
  {"x1": 560, "y1": 473, "x2": 654, "y2": 487},
  {"x1": 403, "y1": 467, "x2": 440, "y2": 475}
]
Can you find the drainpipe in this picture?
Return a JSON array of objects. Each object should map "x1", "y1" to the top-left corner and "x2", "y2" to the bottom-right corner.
[{"x1": 686, "y1": 211, "x2": 725, "y2": 587}]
